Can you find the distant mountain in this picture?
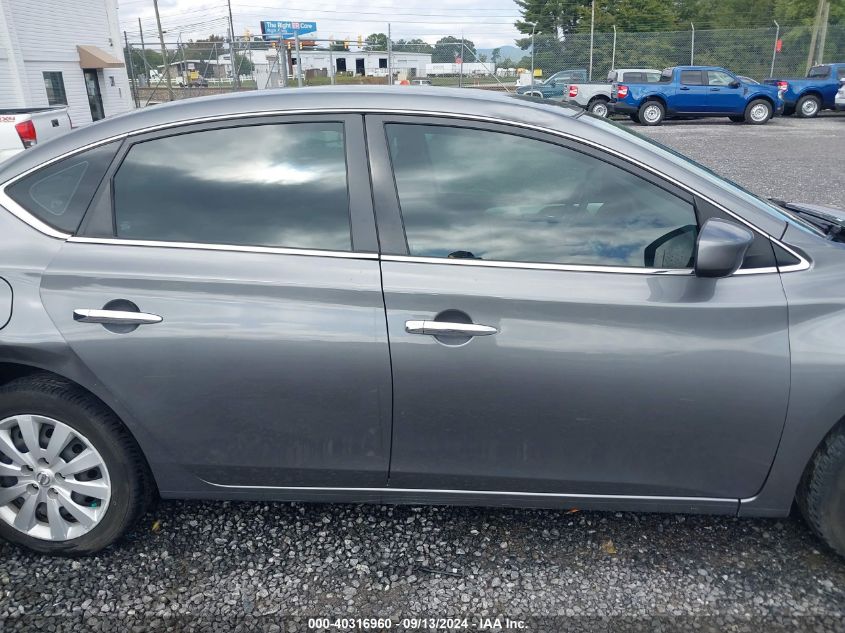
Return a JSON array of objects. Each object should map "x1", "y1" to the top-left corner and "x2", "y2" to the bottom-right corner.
[{"x1": 476, "y1": 45, "x2": 525, "y2": 64}]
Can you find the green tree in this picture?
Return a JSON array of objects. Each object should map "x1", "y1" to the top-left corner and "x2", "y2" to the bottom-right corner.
[
  {"x1": 123, "y1": 46, "x2": 163, "y2": 80},
  {"x1": 364, "y1": 33, "x2": 389, "y2": 51},
  {"x1": 432, "y1": 36, "x2": 476, "y2": 63},
  {"x1": 393, "y1": 38, "x2": 434, "y2": 54},
  {"x1": 491, "y1": 47, "x2": 501, "y2": 67}
]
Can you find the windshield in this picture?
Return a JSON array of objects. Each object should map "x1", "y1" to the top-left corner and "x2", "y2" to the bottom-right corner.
[{"x1": 578, "y1": 115, "x2": 820, "y2": 233}]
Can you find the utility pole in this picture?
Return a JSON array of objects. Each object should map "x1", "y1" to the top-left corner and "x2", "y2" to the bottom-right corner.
[
  {"x1": 817, "y1": 1, "x2": 830, "y2": 65},
  {"x1": 529, "y1": 22, "x2": 536, "y2": 88},
  {"x1": 138, "y1": 17, "x2": 149, "y2": 84},
  {"x1": 328, "y1": 41, "x2": 335, "y2": 85},
  {"x1": 588, "y1": 0, "x2": 595, "y2": 80},
  {"x1": 806, "y1": 0, "x2": 825, "y2": 72},
  {"x1": 152, "y1": 0, "x2": 173, "y2": 100},
  {"x1": 611, "y1": 25, "x2": 617, "y2": 71},
  {"x1": 124, "y1": 30, "x2": 140, "y2": 107},
  {"x1": 387, "y1": 23, "x2": 392, "y2": 85},
  {"x1": 227, "y1": 0, "x2": 239, "y2": 89},
  {"x1": 295, "y1": 32, "x2": 304, "y2": 87},
  {"x1": 459, "y1": 34, "x2": 464, "y2": 88}
]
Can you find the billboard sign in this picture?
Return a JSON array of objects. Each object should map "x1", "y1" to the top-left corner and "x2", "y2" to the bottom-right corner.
[{"x1": 260, "y1": 21, "x2": 317, "y2": 39}]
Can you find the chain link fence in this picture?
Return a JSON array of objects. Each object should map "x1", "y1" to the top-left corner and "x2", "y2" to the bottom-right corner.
[{"x1": 123, "y1": 24, "x2": 845, "y2": 105}]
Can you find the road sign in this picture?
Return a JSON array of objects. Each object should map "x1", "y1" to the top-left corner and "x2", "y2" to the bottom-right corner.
[{"x1": 260, "y1": 21, "x2": 317, "y2": 39}]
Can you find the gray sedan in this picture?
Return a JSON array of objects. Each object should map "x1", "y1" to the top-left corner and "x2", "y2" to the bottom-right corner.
[{"x1": 0, "y1": 87, "x2": 844, "y2": 557}]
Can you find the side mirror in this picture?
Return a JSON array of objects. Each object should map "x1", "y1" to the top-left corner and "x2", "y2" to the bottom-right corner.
[
  {"x1": 730, "y1": 80, "x2": 741, "y2": 88},
  {"x1": 694, "y1": 218, "x2": 754, "y2": 278}
]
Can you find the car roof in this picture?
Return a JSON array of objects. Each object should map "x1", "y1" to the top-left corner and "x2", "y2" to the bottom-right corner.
[{"x1": 0, "y1": 86, "x2": 583, "y2": 179}]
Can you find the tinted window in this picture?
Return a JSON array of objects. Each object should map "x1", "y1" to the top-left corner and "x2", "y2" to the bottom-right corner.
[
  {"x1": 838, "y1": 68, "x2": 845, "y2": 80},
  {"x1": 680, "y1": 70, "x2": 703, "y2": 85},
  {"x1": 6, "y1": 142, "x2": 118, "y2": 233},
  {"x1": 113, "y1": 123, "x2": 351, "y2": 250},
  {"x1": 43, "y1": 72, "x2": 68, "y2": 106},
  {"x1": 707, "y1": 71, "x2": 734, "y2": 86},
  {"x1": 808, "y1": 66, "x2": 830, "y2": 78},
  {"x1": 386, "y1": 124, "x2": 698, "y2": 268},
  {"x1": 659, "y1": 68, "x2": 673, "y2": 83}
]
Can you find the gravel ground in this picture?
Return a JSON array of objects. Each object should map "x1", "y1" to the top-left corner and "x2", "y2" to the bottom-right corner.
[{"x1": 2, "y1": 113, "x2": 845, "y2": 633}]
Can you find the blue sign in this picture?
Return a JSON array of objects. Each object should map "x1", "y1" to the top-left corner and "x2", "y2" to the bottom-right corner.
[{"x1": 260, "y1": 21, "x2": 317, "y2": 39}]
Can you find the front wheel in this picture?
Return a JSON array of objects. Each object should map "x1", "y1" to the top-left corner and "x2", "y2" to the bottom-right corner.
[
  {"x1": 744, "y1": 99, "x2": 773, "y2": 124},
  {"x1": 799, "y1": 424, "x2": 845, "y2": 558},
  {"x1": 796, "y1": 95, "x2": 821, "y2": 118},
  {"x1": 587, "y1": 99, "x2": 610, "y2": 117},
  {"x1": 638, "y1": 101, "x2": 665, "y2": 126},
  {"x1": 0, "y1": 374, "x2": 153, "y2": 555}
]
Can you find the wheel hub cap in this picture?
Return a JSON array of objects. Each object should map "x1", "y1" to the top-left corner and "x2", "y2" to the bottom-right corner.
[
  {"x1": 0, "y1": 415, "x2": 111, "y2": 541},
  {"x1": 750, "y1": 104, "x2": 768, "y2": 121},
  {"x1": 802, "y1": 100, "x2": 817, "y2": 115},
  {"x1": 644, "y1": 106, "x2": 660, "y2": 122}
]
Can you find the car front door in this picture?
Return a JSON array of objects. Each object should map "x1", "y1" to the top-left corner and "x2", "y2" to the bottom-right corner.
[
  {"x1": 707, "y1": 70, "x2": 746, "y2": 113},
  {"x1": 367, "y1": 115, "x2": 790, "y2": 503},
  {"x1": 671, "y1": 70, "x2": 709, "y2": 113},
  {"x1": 39, "y1": 115, "x2": 392, "y2": 489}
]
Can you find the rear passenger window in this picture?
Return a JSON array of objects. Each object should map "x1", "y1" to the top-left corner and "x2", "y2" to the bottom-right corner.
[
  {"x1": 112, "y1": 122, "x2": 351, "y2": 250},
  {"x1": 5, "y1": 142, "x2": 119, "y2": 233},
  {"x1": 680, "y1": 71, "x2": 703, "y2": 85}
]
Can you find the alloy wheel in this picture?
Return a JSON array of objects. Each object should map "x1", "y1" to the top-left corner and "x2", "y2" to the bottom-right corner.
[
  {"x1": 750, "y1": 103, "x2": 770, "y2": 122},
  {"x1": 0, "y1": 415, "x2": 111, "y2": 541},
  {"x1": 801, "y1": 99, "x2": 819, "y2": 116},
  {"x1": 643, "y1": 104, "x2": 662, "y2": 123},
  {"x1": 591, "y1": 102, "x2": 609, "y2": 117}
]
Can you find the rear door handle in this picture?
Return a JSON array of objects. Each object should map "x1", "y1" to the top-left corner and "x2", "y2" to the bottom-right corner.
[
  {"x1": 710, "y1": 87, "x2": 720, "y2": 91},
  {"x1": 405, "y1": 320, "x2": 498, "y2": 337},
  {"x1": 680, "y1": 86, "x2": 691, "y2": 90},
  {"x1": 73, "y1": 309, "x2": 163, "y2": 325}
]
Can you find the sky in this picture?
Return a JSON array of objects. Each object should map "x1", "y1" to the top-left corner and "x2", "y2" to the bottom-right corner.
[{"x1": 117, "y1": 0, "x2": 525, "y2": 49}]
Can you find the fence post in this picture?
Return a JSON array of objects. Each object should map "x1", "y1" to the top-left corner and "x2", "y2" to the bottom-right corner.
[
  {"x1": 328, "y1": 43, "x2": 335, "y2": 85},
  {"x1": 138, "y1": 18, "x2": 148, "y2": 84},
  {"x1": 589, "y1": 0, "x2": 595, "y2": 80},
  {"x1": 770, "y1": 21, "x2": 780, "y2": 77},
  {"x1": 124, "y1": 31, "x2": 140, "y2": 107},
  {"x1": 611, "y1": 25, "x2": 617, "y2": 71},
  {"x1": 459, "y1": 35, "x2": 464, "y2": 88},
  {"x1": 387, "y1": 23, "x2": 392, "y2": 85},
  {"x1": 690, "y1": 23, "x2": 695, "y2": 65}
]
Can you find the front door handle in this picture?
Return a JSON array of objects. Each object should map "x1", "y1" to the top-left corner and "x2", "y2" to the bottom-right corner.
[
  {"x1": 680, "y1": 86, "x2": 691, "y2": 90},
  {"x1": 73, "y1": 309, "x2": 163, "y2": 325},
  {"x1": 405, "y1": 320, "x2": 498, "y2": 337}
]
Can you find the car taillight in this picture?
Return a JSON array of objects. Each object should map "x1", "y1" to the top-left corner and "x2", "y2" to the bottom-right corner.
[
  {"x1": 14, "y1": 120, "x2": 36, "y2": 148},
  {"x1": 617, "y1": 85, "x2": 629, "y2": 98},
  {"x1": 569, "y1": 85, "x2": 578, "y2": 98},
  {"x1": 777, "y1": 81, "x2": 788, "y2": 92}
]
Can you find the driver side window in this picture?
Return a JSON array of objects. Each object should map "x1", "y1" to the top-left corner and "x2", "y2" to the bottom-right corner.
[{"x1": 386, "y1": 124, "x2": 698, "y2": 268}]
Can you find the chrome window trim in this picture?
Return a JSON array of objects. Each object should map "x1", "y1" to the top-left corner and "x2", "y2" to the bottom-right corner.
[
  {"x1": 200, "y1": 479, "x2": 734, "y2": 504},
  {"x1": 381, "y1": 254, "x2": 694, "y2": 275},
  {"x1": 68, "y1": 236, "x2": 379, "y2": 260},
  {"x1": 0, "y1": 107, "x2": 809, "y2": 274}
]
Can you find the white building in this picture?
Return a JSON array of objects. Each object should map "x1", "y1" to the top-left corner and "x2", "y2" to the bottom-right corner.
[
  {"x1": 0, "y1": 0, "x2": 133, "y2": 124},
  {"x1": 250, "y1": 49, "x2": 432, "y2": 88}
]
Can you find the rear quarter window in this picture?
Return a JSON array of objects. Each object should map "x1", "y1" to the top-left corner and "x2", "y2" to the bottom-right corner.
[{"x1": 4, "y1": 142, "x2": 119, "y2": 234}]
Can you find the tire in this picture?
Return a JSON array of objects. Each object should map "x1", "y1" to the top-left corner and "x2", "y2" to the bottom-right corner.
[
  {"x1": 729, "y1": 115, "x2": 745, "y2": 123},
  {"x1": 796, "y1": 94, "x2": 821, "y2": 118},
  {"x1": 638, "y1": 100, "x2": 664, "y2": 126},
  {"x1": 798, "y1": 424, "x2": 845, "y2": 557},
  {"x1": 587, "y1": 98, "x2": 610, "y2": 117},
  {"x1": 629, "y1": 113, "x2": 641, "y2": 123},
  {"x1": 744, "y1": 99, "x2": 773, "y2": 124},
  {"x1": 0, "y1": 373, "x2": 153, "y2": 555}
]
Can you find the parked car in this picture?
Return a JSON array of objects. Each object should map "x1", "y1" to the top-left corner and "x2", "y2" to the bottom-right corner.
[
  {"x1": 765, "y1": 63, "x2": 845, "y2": 117},
  {"x1": 0, "y1": 107, "x2": 72, "y2": 163},
  {"x1": 611, "y1": 66, "x2": 783, "y2": 125},
  {"x1": 1, "y1": 87, "x2": 845, "y2": 558},
  {"x1": 562, "y1": 68, "x2": 662, "y2": 116},
  {"x1": 187, "y1": 76, "x2": 209, "y2": 88},
  {"x1": 836, "y1": 79, "x2": 845, "y2": 111},
  {"x1": 515, "y1": 69, "x2": 587, "y2": 99}
]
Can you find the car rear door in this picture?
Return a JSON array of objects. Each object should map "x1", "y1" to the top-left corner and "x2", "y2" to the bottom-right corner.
[
  {"x1": 38, "y1": 114, "x2": 392, "y2": 490},
  {"x1": 671, "y1": 70, "x2": 709, "y2": 113},
  {"x1": 367, "y1": 114, "x2": 790, "y2": 503}
]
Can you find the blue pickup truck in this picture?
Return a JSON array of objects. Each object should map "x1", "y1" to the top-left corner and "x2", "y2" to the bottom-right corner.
[
  {"x1": 515, "y1": 68, "x2": 587, "y2": 99},
  {"x1": 610, "y1": 66, "x2": 783, "y2": 126},
  {"x1": 764, "y1": 63, "x2": 845, "y2": 117}
]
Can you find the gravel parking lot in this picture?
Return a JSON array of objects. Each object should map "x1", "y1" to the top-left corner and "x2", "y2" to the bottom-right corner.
[{"x1": 2, "y1": 113, "x2": 845, "y2": 633}]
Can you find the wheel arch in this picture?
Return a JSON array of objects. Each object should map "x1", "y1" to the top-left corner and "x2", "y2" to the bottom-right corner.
[{"x1": 0, "y1": 361, "x2": 161, "y2": 495}]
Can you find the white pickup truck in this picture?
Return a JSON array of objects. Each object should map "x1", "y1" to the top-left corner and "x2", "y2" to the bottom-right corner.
[
  {"x1": 0, "y1": 107, "x2": 72, "y2": 163},
  {"x1": 561, "y1": 68, "x2": 662, "y2": 116}
]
